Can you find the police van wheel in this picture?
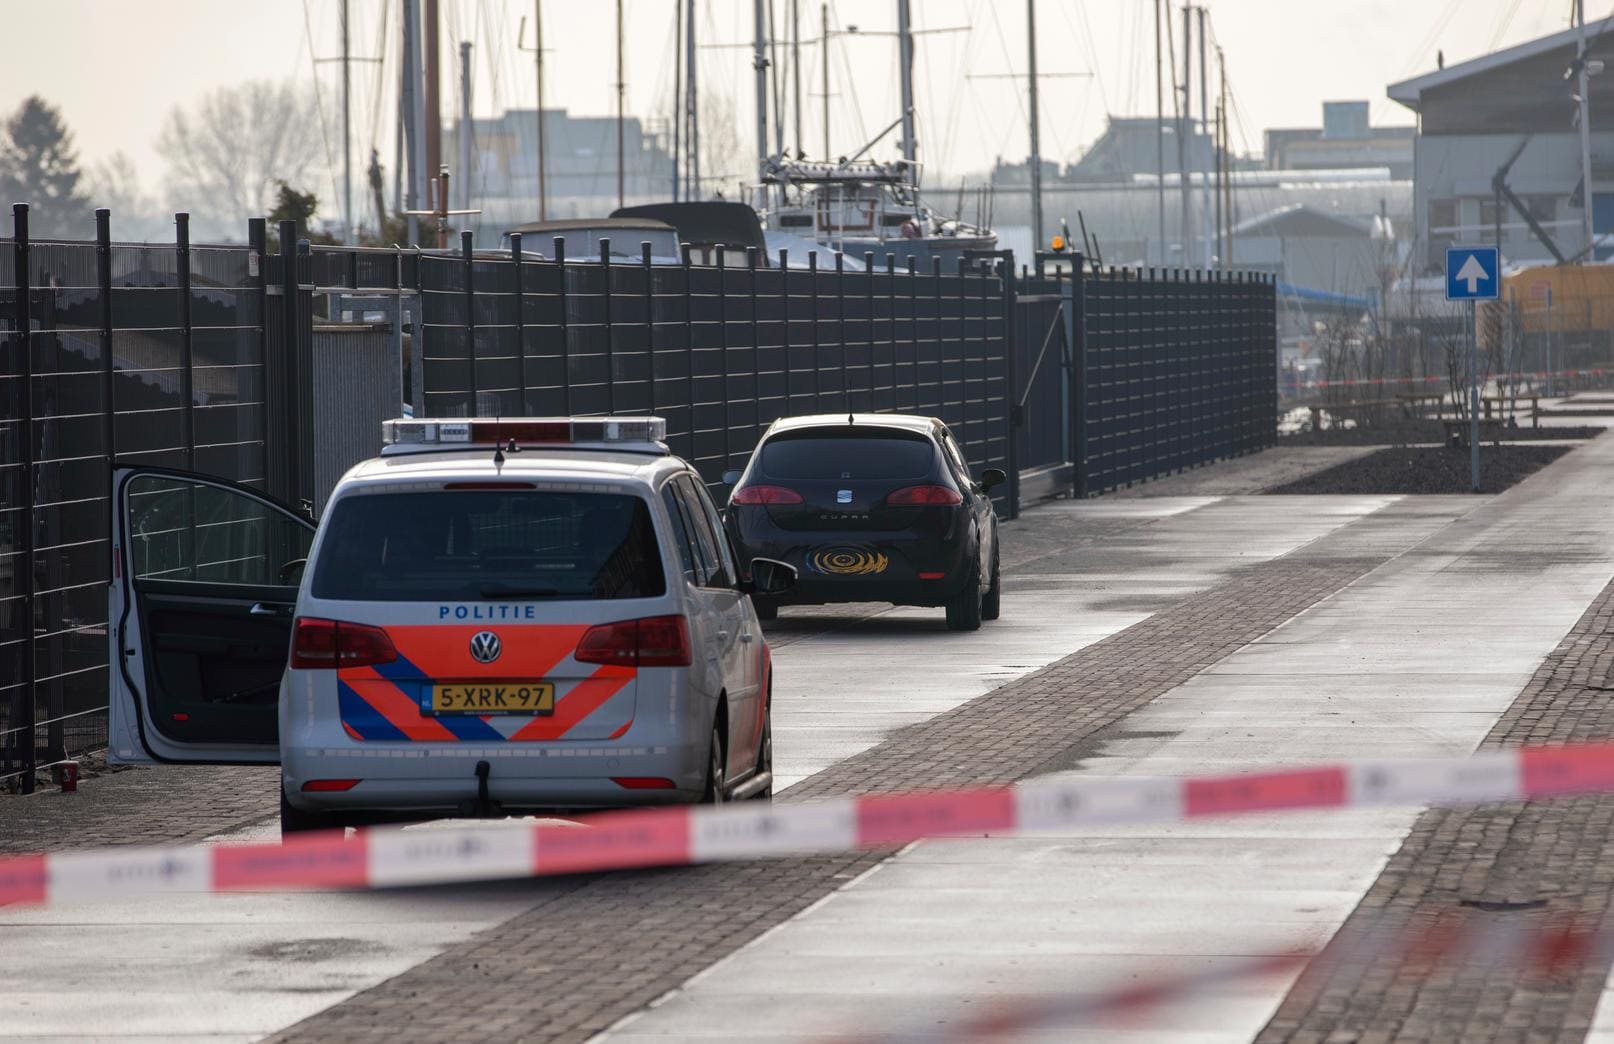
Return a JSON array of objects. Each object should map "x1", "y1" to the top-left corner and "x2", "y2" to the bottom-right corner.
[
  {"x1": 701, "y1": 727, "x2": 727, "y2": 805},
  {"x1": 280, "y1": 782, "x2": 339, "y2": 836},
  {"x1": 754, "y1": 709, "x2": 774, "y2": 801},
  {"x1": 945, "y1": 560, "x2": 984, "y2": 632}
]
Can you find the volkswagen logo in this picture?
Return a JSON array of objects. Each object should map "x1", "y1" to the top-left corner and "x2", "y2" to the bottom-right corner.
[{"x1": 469, "y1": 631, "x2": 502, "y2": 664}]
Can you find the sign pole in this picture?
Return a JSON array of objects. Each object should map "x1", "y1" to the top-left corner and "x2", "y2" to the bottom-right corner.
[{"x1": 1470, "y1": 299, "x2": 1480, "y2": 493}]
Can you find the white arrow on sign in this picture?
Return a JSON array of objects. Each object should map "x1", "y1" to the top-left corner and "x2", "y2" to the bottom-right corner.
[{"x1": 1456, "y1": 255, "x2": 1490, "y2": 294}]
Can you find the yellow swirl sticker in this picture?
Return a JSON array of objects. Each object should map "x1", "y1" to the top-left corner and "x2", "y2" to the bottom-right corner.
[{"x1": 806, "y1": 546, "x2": 890, "y2": 576}]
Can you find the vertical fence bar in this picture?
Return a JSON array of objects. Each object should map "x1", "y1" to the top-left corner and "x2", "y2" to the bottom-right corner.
[
  {"x1": 512, "y1": 232, "x2": 530, "y2": 413},
  {"x1": 836, "y1": 253, "x2": 847, "y2": 413},
  {"x1": 555, "y1": 237, "x2": 571, "y2": 414},
  {"x1": 885, "y1": 253, "x2": 896, "y2": 414},
  {"x1": 11, "y1": 204, "x2": 36, "y2": 793},
  {"x1": 601, "y1": 239, "x2": 615, "y2": 415},
  {"x1": 779, "y1": 248, "x2": 790, "y2": 414},
  {"x1": 176, "y1": 213, "x2": 195, "y2": 467},
  {"x1": 810, "y1": 251, "x2": 821, "y2": 412},
  {"x1": 1070, "y1": 255, "x2": 1087, "y2": 497},
  {"x1": 717, "y1": 248, "x2": 730, "y2": 469},
  {"x1": 247, "y1": 218, "x2": 269, "y2": 487},
  {"x1": 864, "y1": 252, "x2": 876, "y2": 412},
  {"x1": 907, "y1": 255, "x2": 918, "y2": 412},
  {"x1": 747, "y1": 246, "x2": 759, "y2": 439},
  {"x1": 277, "y1": 220, "x2": 298, "y2": 502},
  {"x1": 682, "y1": 243, "x2": 695, "y2": 460},
  {"x1": 461, "y1": 229, "x2": 477, "y2": 415},
  {"x1": 1001, "y1": 255, "x2": 1020, "y2": 519},
  {"x1": 643, "y1": 241, "x2": 655, "y2": 414}
]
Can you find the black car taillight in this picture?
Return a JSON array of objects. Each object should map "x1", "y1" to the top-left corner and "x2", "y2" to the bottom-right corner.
[
  {"x1": 731, "y1": 484, "x2": 805, "y2": 505},
  {"x1": 885, "y1": 484, "x2": 963, "y2": 506}
]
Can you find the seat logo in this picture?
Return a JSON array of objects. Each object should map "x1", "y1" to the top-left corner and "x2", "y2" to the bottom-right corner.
[
  {"x1": 837, "y1": 489, "x2": 853, "y2": 504},
  {"x1": 469, "y1": 630, "x2": 503, "y2": 664}
]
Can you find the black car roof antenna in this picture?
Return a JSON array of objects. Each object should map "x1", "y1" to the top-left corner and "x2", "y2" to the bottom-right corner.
[{"x1": 848, "y1": 411, "x2": 854, "y2": 425}]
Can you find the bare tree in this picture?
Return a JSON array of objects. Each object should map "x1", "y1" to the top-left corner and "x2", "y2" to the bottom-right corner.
[
  {"x1": 157, "y1": 81, "x2": 323, "y2": 237},
  {"x1": 83, "y1": 151, "x2": 168, "y2": 241}
]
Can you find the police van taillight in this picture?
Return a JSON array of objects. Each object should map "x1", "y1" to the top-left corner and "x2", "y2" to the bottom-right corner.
[
  {"x1": 576, "y1": 615, "x2": 692, "y2": 668},
  {"x1": 381, "y1": 416, "x2": 667, "y2": 453},
  {"x1": 290, "y1": 618, "x2": 399, "y2": 670}
]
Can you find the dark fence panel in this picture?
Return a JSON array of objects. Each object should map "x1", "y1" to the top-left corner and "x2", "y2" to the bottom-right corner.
[
  {"x1": 412, "y1": 246, "x2": 1017, "y2": 506},
  {"x1": 0, "y1": 206, "x2": 269, "y2": 789},
  {"x1": 1077, "y1": 264, "x2": 1277, "y2": 495}
]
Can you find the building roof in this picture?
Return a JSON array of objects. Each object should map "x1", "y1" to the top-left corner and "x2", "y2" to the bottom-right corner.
[
  {"x1": 1388, "y1": 23, "x2": 1614, "y2": 133},
  {"x1": 504, "y1": 217, "x2": 676, "y2": 234},
  {"x1": 1231, "y1": 204, "x2": 1370, "y2": 239}
]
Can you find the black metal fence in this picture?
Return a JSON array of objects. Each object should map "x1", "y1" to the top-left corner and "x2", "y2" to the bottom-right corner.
[
  {"x1": 1068, "y1": 263, "x2": 1277, "y2": 494},
  {"x1": 1, "y1": 203, "x2": 1275, "y2": 790}
]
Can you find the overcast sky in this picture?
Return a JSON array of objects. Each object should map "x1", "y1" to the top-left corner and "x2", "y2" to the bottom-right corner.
[{"x1": 2, "y1": 0, "x2": 1606, "y2": 209}]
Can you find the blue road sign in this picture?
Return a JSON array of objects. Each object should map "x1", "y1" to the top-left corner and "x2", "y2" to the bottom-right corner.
[{"x1": 1445, "y1": 246, "x2": 1500, "y2": 301}]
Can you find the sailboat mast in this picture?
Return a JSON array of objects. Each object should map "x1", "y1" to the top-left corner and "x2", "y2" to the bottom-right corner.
[
  {"x1": 673, "y1": 0, "x2": 682, "y2": 201},
  {"x1": 821, "y1": 3, "x2": 830, "y2": 160},
  {"x1": 401, "y1": 0, "x2": 424, "y2": 246},
  {"x1": 535, "y1": 0, "x2": 547, "y2": 220},
  {"x1": 792, "y1": 0, "x2": 803, "y2": 158},
  {"x1": 754, "y1": 0, "x2": 770, "y2": 209},
  {"x1": 1198, "y1": 5, "x2": 1210, "y2": 267},
  {"x1": 1027, "y1": 0, "x2": 1043, "y2": 252},
  {"x1": 616, "y1": 0, "x2": 625, "y2": 208},
  {"x1": 686, "y1": 0, "x2": 699, "y2": 199},
  {"x1": 1154, "y1": 0, "x2": 1165, "y2": 265},
  {"x1": 1179, "y1": 4, "x2": 1193, "y2": 267},
  {"x1": 897, "y1": 0, "x2": 916, "y2": 182},
  {"x1": 341, "y1": 0, "x2": 353, "y2": 243}
]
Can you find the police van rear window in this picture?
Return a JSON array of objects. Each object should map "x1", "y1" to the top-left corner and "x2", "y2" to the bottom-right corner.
[
  {"x1": 759, "y1": 429, "x2": 934, "y2": 481},
  {"x1": 311, "y1": 491, "x2": 666, "y2": 601}
]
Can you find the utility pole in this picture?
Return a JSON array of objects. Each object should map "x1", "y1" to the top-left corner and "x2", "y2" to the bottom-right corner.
[
  {"x1": 1578, "y1": 0, "x2": 1595, "y2": 258},
  {"x1": 898, "y1": 0, "x2": 917, "y2": 182},
  {"x1": 687, "y1": 0, "x2": 700, "y2": 199},
  {"x1": 459, "y1": 41, "x2": 473, "y2": 215},
  {"x1": 822, "y1": 3, "x2": 831, "y2": 160},
  {"x1": 1220, "y1": 48, "x2": 1232, "y2": 270},
  {"x1": 1180, "y1": 4, "x2": 1193, "y2": 267},
  {"x1": 1154, "y1": 0, "x2": 1165, "y2": 265},
  {"x1": 1197, "y1": 5, "x2": 1211, "y2": 268},
  {"x1": 616, "y1": 0, "x2": 626, "y2": 208},
  {"x1": 425, "y1": 0, "x2": 441, "y2": 225},
  {"x1": 792, "y1": 0, "x2": 803, "y2": 158},
  {"x1": 1027, "y1": 0, "x2": 1043, "y2": 252},
  {"x1": 754, "y1": 0, "x2": 770, "y2": 209},
  {"x1": 402, "y1": 0, "x2": 424, "y2": 246}
]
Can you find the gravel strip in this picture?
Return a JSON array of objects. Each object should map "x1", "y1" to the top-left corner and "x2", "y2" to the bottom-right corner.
[{"x1": 1268, "y1": 445, "x2": 1573, "y2": 495}]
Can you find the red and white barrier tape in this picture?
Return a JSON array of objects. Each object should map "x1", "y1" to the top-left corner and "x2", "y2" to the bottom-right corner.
[{"x1": 5, "y1": 742, "x2": 1614, "y2": 909}]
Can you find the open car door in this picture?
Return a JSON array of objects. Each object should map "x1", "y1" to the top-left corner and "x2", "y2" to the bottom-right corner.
[{"x1": 108, "y1": 467, "x2": 315, "y2": 765}]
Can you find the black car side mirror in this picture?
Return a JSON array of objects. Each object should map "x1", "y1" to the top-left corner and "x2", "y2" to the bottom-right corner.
[
  {"x1": 979, "y1": 468, "x2": 1007, "y2": 491},
  {"x1": 722, "y1": 469, "x2": 743, "y2": 485},
  {"x1": 742, "y1": 557, "x2": 797, "y2": 596}
]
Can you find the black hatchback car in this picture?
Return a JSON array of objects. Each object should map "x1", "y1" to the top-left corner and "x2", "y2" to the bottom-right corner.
[{"x1": 722, "y1": 414, "x2": 1004, "y2": 631}]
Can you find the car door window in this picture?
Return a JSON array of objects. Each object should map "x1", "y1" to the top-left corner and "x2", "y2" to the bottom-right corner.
[
  {"x1": 685, "y1": 479, "x2": 740, "y2": 584},
  {"x1": 127, "y1": 474, "x2": 313, "y2": 587},
  {"x1": 940, "y1": 430, "x2": 974, "y2": 489},
  {"x1": 661, "y1": 484, "x2": 700, "y2": 585},
  {"x1": 673, "y1": 477, "x2": 730, "y2": 589}
]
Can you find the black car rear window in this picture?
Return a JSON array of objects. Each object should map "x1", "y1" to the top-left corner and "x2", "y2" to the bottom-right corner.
[
  {"x1": 759, "y1": 430, "x2": 934, "y2": 481},
  {"x1": 311, "y1": 491, "x2": 666, "y2": 601}
]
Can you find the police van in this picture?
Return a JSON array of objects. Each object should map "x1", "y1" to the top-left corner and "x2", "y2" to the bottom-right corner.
[{"x1": 107, "y1": 417, "x2": 795, "y2": 832}]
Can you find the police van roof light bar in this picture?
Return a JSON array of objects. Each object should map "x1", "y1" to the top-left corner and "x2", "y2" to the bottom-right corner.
[{"x1": 381, "y1": 416, "x2": 668, "y2": 453}]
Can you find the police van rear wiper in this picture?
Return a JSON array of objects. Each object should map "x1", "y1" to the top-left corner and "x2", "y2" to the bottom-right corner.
[{"x1": 478, "y1": 585, "x2": 563, "y2": 599}]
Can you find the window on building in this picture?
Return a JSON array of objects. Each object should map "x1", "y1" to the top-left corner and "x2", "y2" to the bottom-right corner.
[
  {"x1": 1479, "y1": 198, "x2": 1503, "y2": 230},
  {"x1": 1527, "y1": 196, "x2": 1558, "y2": 224},
  {"x1": 1427, "y1": 199, "x2": 1458, "y2": 233}
]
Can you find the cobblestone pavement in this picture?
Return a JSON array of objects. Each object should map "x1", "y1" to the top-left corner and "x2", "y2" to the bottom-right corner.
[
  {"x1": 0, "y1": 765, "x2": 278, "y2": 855},
  {"x1": 1256, "y1": 579, "x2": 1614, "y2": 1044},
  {"x1": 270, "y1": 504, "x2": 1445, "y2": 1044}
]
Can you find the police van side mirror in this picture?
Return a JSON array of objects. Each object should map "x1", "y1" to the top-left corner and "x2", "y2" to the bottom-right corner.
[
  {"x1": 722, "y1": 469, "x2": 743, "y2": 485},
  {"x1": 742, "y1": 557, "x2": 796, "y2": 597}
]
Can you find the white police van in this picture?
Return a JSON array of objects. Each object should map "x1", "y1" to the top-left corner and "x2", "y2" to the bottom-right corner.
[{"x1": 108, "y1": 417, "x2": 795, "y2": 832}]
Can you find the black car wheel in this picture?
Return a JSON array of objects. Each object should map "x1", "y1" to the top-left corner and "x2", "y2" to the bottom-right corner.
[
  {"x1": 753, "y1": 598, "x2": 779, "y2": 622},
  {"x1": 981, "y1": 548, "x2": 1002, "y2": 621},
  {"x1": 945, "y1": 558, "x2": 984, "y2": 632},
  {"x1": 701, "y1": 726, "x2": 727, "y2": 804}
]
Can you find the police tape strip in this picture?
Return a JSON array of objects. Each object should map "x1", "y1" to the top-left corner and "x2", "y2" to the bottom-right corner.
[{"x1": 5, "y1": 742, "x2": 1614, "y2": 909}]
